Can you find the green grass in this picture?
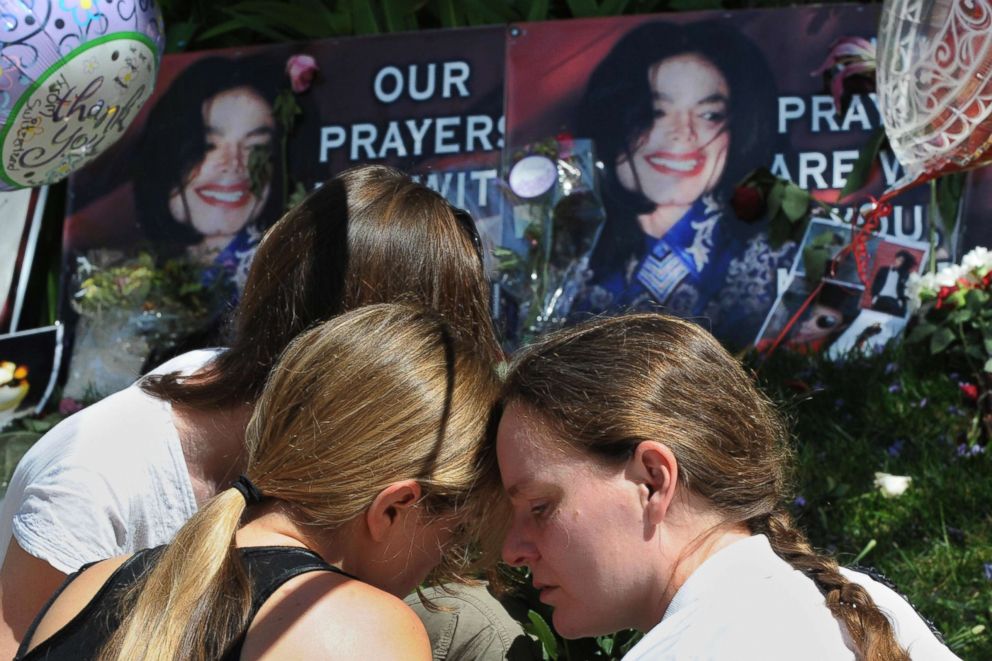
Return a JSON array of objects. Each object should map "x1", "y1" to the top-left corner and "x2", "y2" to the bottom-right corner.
[{"x1": 755, "y1": 344, "x2": 991, "y2": 659}]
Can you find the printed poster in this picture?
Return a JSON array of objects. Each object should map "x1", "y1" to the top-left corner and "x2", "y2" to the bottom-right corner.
[{"x1": 61, "y1": 27, "x2": 505, "y2": 393}]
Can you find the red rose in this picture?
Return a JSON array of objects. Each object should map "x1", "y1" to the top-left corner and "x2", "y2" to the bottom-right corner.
[
  {"x1": 286, "y1": 54, "x2": 319, "y2": 94},
  {"x1": 959, "y1": 382, "x2": 979, "y2": 401},
  {"x1": 730, "y1": 185, "x2": 765, "y2": 222},
  {"x1": 935, "y1": 285, "x2": 957, "y2": 309}
]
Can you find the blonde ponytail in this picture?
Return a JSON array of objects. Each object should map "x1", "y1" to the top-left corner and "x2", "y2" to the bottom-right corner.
[{"x1": 100, "y1": 488, "x2": 252, "y2": 661}]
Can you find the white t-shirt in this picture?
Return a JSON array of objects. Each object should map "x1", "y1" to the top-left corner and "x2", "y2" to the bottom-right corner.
[
  {"x1": 624, "y1": 535, "x2": 959, "y2": 661},
  {"x1": 0, "y1": 350, "x2": 218, "y2": 574}
]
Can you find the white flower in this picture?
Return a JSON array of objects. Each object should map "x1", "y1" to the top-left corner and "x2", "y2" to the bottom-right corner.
[
  {"x1": 874, "y1": 472, "x2": 912, "y2": 498},
  {"x1": 906, "y1": 271, "x2": 938, "y2": 309},
  {"x1": 961, "y1": 246, "x2": 992, "y2": 273},
  {"x1": 934, "y1": 263, "x2": 965, "y2": 288}
]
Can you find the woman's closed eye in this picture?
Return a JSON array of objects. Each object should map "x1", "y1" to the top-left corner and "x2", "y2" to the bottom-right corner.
[{"x1": 530, "y1": 501, "x2": 553, "y2": 519}]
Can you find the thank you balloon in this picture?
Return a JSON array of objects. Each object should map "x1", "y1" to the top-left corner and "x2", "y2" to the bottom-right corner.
[
  {"x1": 0, "y1": 0, "x2": 164, "y2": 190},
  {"x1": 876, "y1": 0, "x2": 992, "y2": 196}
]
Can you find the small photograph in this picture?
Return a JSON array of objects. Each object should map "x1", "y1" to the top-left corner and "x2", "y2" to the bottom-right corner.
[
  {"x1": 0, "y1": 325, "x2": 62, "y2": 429},
  {"x1": 862, "y1": 244, "x2": 927, "y2": 317},
  {"x1": 755, "y1": 218, "x2": 928, "y2": 356},
  {"x1": 825, "y1": 309, "x2": 910, "y2": 360},
  {"x1": 756, "y1": 278, "x2": 863, "y2": 355}
]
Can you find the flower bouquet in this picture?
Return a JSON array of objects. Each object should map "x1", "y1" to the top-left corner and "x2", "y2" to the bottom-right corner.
[
  {"x1": 907, "y1": 246, "x2": 992, "y2": 441},
  {"x1": 493, "y1": 136, "x2": 606, "y2": 345},
  {"x1": 64, "y1": 251, "x2": 229, "y2": 399}
]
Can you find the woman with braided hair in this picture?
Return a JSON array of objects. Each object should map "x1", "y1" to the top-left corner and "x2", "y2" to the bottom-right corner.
[{"x1": 496, "y1": 313, "x2": 958, "y2": 660}]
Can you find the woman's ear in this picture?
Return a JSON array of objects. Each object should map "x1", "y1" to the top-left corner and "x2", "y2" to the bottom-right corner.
[
  {"x1": 631, "y1": 441, "x2": 679, "y2": 526},
  {"x1": 366, "y1": 479, "x2": 423, "y2": 542}
]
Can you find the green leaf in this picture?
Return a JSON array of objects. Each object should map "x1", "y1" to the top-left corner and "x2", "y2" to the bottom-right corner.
[
  {"x1": 669, "y1": 0, "x2": 722, "y2": 9},
  {"x1": 164, "y1": 20, "x2": 198, "y2": 53},
  {"x1": 781, "y1": 183, "x2": 811, "y2": 222},
  {"x1": 803, "y1": 244, "x2": 831, "y2": 282},
  {"x1": 382, "y1": 0, "x2": 418, "y2": 32},
  {"x1": 947, "y1": 309, "x2": 973, "y2": 326},
  {"x1": 565, "y1": 0, "x2": 598, "y2": 17},
  {"x1": 766, "y1": 181, "x2": 785, "y2": 221},
  {"x1": 935, "y1": 172, "x2": 967, "y2": 236},
  {"x1": 906, "y1": 321, "x2": 936, "y2": 343},
  {"x1": 348, "y1": 0, "x2": 380, "y2": 34},
  {"x1": 431, "y1": 0, "x2": 461, "y2": 27},
  {"x1": 526, "y1": 0, "x2": 550, "y2": 21},
  {"x1": 599, "y1": 0, "x2": 631, "y2": 14},
  {"x1": 929, "y1": 326, "x2": 956, "y2": 354},
  {"x1": 984, "y1": 357, "x2": 992, "y2": 373},
  {"x1": 526, "y1": 610, "x2": 559, "y2": 660},
  {"x1": 839, "y1": 127, "x2": 886, "y2": 199}
]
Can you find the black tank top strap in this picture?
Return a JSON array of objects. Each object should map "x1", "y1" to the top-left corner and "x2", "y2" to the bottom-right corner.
[
  {"x1": 240, "y1": 545, "x2": 358, "y2": 613},
  {"x1": 222, "y1": 546, "x2": 358, "y2": 661}
]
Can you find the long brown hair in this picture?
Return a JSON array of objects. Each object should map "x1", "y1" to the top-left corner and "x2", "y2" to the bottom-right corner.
[
  {"x1": 502, "y1": 313, "x2": 909, "y2": 661},
  {"x1": 142, "y1": 164, "x2": 501, "y2": 409},
  {"x1": 104, "y1": 304, "x2": 502, "y2": 661}
]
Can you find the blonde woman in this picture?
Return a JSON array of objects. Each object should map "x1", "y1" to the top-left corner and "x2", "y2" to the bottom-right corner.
[
  {"x1": 497, "y1": 313, "x2": 958, "y2": 660},
  {"x1": 15, "y1": 304, "x2": 502, "y2": 660}
]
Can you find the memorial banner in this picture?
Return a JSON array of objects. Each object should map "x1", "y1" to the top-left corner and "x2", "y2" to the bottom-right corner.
[
  {"x1": 501, "y1": 5, "x2": 975, "y2": 349},
  {"x1": 61, "y1": 27, "x2": 505, "y2": 396}
]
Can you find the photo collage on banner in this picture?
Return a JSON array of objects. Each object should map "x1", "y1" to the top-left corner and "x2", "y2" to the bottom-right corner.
[
  {"x1": 60, "y1": 28, "x2": 505, "y2": 398},
  {"x1": 754, "y1": 219, "x2": 928, "y2": 358},
  {"x1": 500, "y1": 4, "x2": 972, "y2": 351}
]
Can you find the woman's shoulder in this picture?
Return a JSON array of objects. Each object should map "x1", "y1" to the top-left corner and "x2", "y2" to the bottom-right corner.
[
  {"x1": 20, "y1": 553, "x2": 140, "y2": 657},
  {"x1": 242, "y1": 571, "x2": 431, "y2": 661}
]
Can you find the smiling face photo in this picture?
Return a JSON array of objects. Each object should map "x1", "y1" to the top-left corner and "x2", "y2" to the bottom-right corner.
[
  {"x1": 616, "y1": 53, "x2": 731, "y2": 211},
  {"x1": 168, "y1": 86, "x2": 276, "y2": 244}
]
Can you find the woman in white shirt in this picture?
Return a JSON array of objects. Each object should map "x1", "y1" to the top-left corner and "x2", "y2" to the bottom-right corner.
[{"x1": 496, "y1": 312, "x2": 959, "y2": 660}]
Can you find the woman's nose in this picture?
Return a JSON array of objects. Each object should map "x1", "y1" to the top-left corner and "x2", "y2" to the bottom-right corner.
[{"x1": 502, "y1": 523, "x2": 538, "y2": 567}]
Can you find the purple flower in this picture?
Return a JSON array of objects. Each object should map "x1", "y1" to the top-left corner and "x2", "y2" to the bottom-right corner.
[
  {"x1": 887, "y1": 439, "x2": 905, "y2": 458},
  {"x1": 916, "y1": 397, "x2": 928, "y2": 409},
  {"x1": 957, "y1": 443, "x2": 985, "y2": 458},
  {"x1": 793, "y1": 496, "x2": 807, "y2": 507},
  {"x1": 884, "y1": 362, "x2": 899, "y2": 375},
  {"x1": 947, "y1": 405, "x2": 964, "y2": 416},
  {"x1": 984, "y1": 563, "x2": 992, "y2": 581},
  {"x1": 888, "y1": 383, "x2": 902, "y2": 394}
]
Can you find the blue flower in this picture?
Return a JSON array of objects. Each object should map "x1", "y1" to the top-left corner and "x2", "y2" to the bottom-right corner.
[
  {"x1": 947, "y1": 405, "x2": 964, "y2": 416},
  {"x1": 916, "y1": 397, "x2": 928, "y2": 408},
  {"x1": 884, "y1": 362, "x2": 898, "y2": 375},
  {"x1": 887, "y1": 439, "x2": 905, "y2": 458},
  {"x1": 888, "y1": 383, "x2": 902, "y2": 394},
  {"x1": 793, "y1": 496, "x2": 807, "y2": 507},
  {"x1": 984, "y1": 563, "x2": 992, "y2": 582}
]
